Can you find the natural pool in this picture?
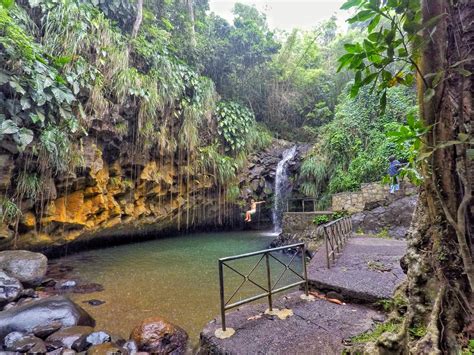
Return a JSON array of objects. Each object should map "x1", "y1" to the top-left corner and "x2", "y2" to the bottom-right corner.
[{"x1": 54, "y1": 231, "x2": 302, "y2": 348}]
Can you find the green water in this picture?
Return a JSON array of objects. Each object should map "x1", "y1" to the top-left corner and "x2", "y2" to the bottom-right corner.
[{"x1": 57, "y1": 231, "x2": 302, "y2": 346}]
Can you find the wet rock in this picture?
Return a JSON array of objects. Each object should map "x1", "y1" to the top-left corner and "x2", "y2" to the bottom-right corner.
[
  {"x1": 109, "y1": 333, "x2": 126, "y2": 346},
  {"x1": 0, "y1": 295, "x2": 95, "y2": 338},
  {"x1": 123, "y1": 340, "x2": 138, "y2": 353},
  {"x1": 44, "y1": 339, "x2": 64, "y2": 351},
  {"x1": 46, "y1": 348, "x2": 64, "y2": 355},
  {"x1": 86, "y1": 331, "x2": 111, "y2": 346},
  {"x1": 4, "y1": 333, "x2": 46, "y2": 353},
  {"x1": 3, "y1": 331, "x2": 25, "y2": 349},
  {"x1": 0, "y1": 270, "x2": 23, "y2": 307},
  {"x1": 41, "y1": 278, "x2": 57, "y2": 287},
  {"x1": 0, "y1": 250, "x2": 48, "y2": 286},
  {"x1": 87, "y1": 342, "x2": 127, "y2": 355},
  {"x1": 32, "y1": 321, "x2": 63, "y2": 339},
  {"x1": 45, "y1": 326, "x2": 94, "y2": 349},
  {"x1": 83, "y1": 299, "x2": 105, "y2": 306},
  {"x1": 72, "y1": 282, "x2": 104, "y2": 294},
  {"x1": 130, "y1": 317, "x2": 188, "y2": 354},
  {"x1": 3, "y1": 301, "x2": 17, "y2": 310},
  {"x1": 19, "y1": 288, "x2": 37, "y2": 298},
  {"x1": 58, "y1": 280, "x2": 77, "y2": 289},
  {"x1": 61, "y1": 349, "x2": 76, "y2": 355}
]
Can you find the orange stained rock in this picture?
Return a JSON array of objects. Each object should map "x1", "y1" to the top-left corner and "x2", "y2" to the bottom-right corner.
[
  {"x1": 21, "y1": 212, "x2": 36, "y2": 229},
  {"x1": 41, "y1": 191, "x2": 86, "y2": 226}
]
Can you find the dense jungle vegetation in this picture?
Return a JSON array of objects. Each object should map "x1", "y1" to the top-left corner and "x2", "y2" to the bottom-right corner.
[{"x1": 0, "y1": 0, "x2": 417, "y2": 218}]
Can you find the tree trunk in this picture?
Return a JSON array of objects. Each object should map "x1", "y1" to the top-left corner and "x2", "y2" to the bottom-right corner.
[
  {"x1": 366, "y1": 1, "x2": 473, "y2": 353},
  {"x1": 131, "y1": 0, "x2": 143, "y2": 39},
  {"x1": 185, "y1": 0, "x2": 196, "y2": 47},
  {"x1": 408, "y1": 0, "x2": 472, "y2": 352}
]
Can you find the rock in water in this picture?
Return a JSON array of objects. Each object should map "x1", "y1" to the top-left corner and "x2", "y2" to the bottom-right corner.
[
  {"x1": 130, "y1": 317, "x2": 188, "y2": 354},
  {"x1": 4, "y1": 334, "x2": 46, "y2": 353},
  {"x1": 0, "y1": 295, "x2": 95, "y2": 338},
  {"x1": 0, "y1": 250, "x2": 47, "y2": 286},
  {"x1": 86, "y1": 331, "x2": 111, "y2": 346},
  {"x1": 0, "y1": 270, "x2": 23, "y2": 307},
  {"x1": 45, "y1": 326, "x2": 93, "y2": 350}
]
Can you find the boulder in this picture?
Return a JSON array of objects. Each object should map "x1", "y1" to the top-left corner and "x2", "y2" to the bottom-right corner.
[
  {"x1": 351, "y1": 195, "x2": 417, "y2": 238},
  {"x1": 32, "y1": 321, "x2": 63, "y2": 339},
  {"x1": 0, "y1": 250, "x2": 48, "y2": 286},
  {"x1": 0, "y1": 270, "x2": 23, "y2": 307},
  {"x1": 45, "y1": 326, "x2": 93, "y2": 350},
  {"x1": 0, "y1": 296, "x2": 95, "y2": 338},
  {"x1": 4, "y1": 334, "x2": 46, "y2": 353},
  {"x1": 130, "y1": 317, "x2": 188, "y2": 354}
]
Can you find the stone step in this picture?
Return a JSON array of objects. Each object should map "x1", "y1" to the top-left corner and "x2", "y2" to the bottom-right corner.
[{"x1": 307, "y1": 236, "x2": 407, "y2": 303}]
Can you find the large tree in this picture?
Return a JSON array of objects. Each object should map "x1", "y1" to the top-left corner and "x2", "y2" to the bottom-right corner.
[{"x1": 340, "y1": 0, "x2": 473, "y2": 352}]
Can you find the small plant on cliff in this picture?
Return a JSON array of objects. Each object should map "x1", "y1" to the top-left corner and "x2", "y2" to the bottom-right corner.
[
  {"x1": 0, "y1": 198, "x2": 21, "y2": 223},
  {"x1": 216, "y1": 101, "x2": 254, "y2": 153}
]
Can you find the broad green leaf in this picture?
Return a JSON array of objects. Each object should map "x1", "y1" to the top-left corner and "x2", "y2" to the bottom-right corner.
[
  {"x1": 0, "y1": 71, "x2": 9, "y2": 85},
  {"x1": 348, "y1": 10, "x2": 375, "y2": 24},
  {"x1": 344, "y1": 43, "x2": 362, "y2": 53},
  {"x1": 30, "y1": 111, "x2": 45, "y2": 124},
  {"x1": 368, "y1": 15, "x2": 381, "y2": 32},
  {"x1": 0, "y1": 120, "x2": 19, "y2": 134},
  {"x1": 340, "y1": 0, "x2": 362, "y2": 10},
  {"x1": 17, "y1": 128, "x2": 34, "y2": 148},
  {"x1": 20, "y1": 97, "x2": 31, "y2": 110}
]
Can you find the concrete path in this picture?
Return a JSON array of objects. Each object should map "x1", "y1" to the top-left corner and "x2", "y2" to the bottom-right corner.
[
  {"x1": 307, "y1": 236, "x2": 407, "y2": 302},
  {"x1": 200, "y1": 291, "x2": 384, "y2": 355}
]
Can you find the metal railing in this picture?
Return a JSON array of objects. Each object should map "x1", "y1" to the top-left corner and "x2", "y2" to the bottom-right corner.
[
  {"x1": 218, "y1": 243, "x2": 309, "y2": 332},
  {"x1": 323, "y1": 216, "x2": 352, "y2": 268},
  {"x1": 285, "y1": 198, "x2": 318, "y2": 212}
]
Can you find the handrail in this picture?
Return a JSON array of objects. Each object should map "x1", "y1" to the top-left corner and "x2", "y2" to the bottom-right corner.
[
  {"x1": 285, "y1": 198, "x2": 318, "y2": 212},
  {"x1": 218, "y1": 243, "x2": 309, "y2": 332},
  {"x1": 323, "y1": 216, "x2": 352, "y2": 268}
]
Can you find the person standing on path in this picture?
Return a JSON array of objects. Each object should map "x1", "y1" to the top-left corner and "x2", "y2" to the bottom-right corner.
[{"x1": 388, "y1": 155, "x2": 402, "y2": 193}]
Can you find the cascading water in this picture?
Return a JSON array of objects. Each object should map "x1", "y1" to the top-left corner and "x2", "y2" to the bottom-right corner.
[{"x1": 272, "y1": 145, "x2": 297, "y2": 233}]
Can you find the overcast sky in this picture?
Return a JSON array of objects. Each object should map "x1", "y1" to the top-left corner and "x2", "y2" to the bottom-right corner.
[{"x1": 208, "y1": 0, "x2": 350, "y2": 31}]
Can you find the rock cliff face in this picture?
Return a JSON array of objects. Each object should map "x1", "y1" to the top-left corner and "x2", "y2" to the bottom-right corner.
[
  {"x1": 238, "y1": 143, "x2": 311, "y2": 227},
  {"x1": 0, "y1": 135, "x2": 304, "y2": 253}
]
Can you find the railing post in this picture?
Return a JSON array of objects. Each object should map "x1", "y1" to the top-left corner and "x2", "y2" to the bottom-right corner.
[
  {"x1": 219, "y1": 260, "x2": 226, "y2": 331},
  {"x1": 302, "y1": 200, "x2": 305, "y2": 212},
  {"x1": 265, "y1": 253, "x2": 273, "y2": 311},
  {"x1": 302, "y1": 244, "x2": 309, "y2": 296},
  {"x1": 324, "y1": 228, "x2": 330, "y2": 269},
  {"x1": 286, "y1": 199, "x2": 289, "y2": 212}
]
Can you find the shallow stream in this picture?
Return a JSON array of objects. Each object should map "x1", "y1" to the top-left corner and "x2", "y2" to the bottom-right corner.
[{"x1": 55, "y1": 231, "x2": 302, "y2": 347}]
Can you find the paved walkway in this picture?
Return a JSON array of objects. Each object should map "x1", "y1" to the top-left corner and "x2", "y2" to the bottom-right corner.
[
  {"x1": 199, "y1": 236, "x2": 407, "y2": 354},
  {"x1": 200, "y1": 291, "x2": 384, "y2": 355},
  {"x1": 307, "y1": 236, "x2": 407, "y2": 302}
]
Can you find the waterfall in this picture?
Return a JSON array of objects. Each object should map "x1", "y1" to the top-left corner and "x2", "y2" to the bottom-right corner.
[{"x1": 272, "y1": 145, "x2": 297, "y2": 233}]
